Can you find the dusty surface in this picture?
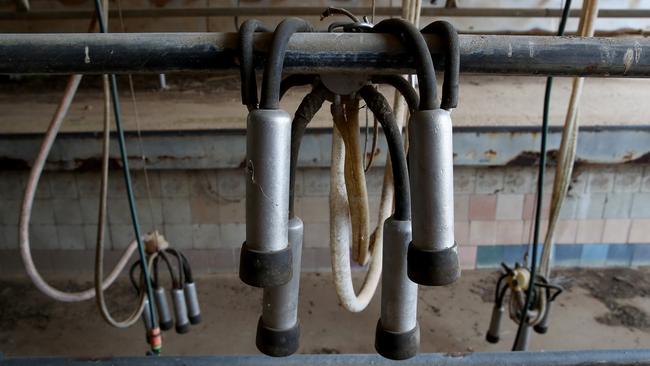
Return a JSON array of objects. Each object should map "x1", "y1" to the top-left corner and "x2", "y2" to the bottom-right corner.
[
  {"x1": 0, "y1": 268, "x2": 649, "y2": 357},
  {"x1": 1, "y1": 75, "x2": 649, "y2": 134}
]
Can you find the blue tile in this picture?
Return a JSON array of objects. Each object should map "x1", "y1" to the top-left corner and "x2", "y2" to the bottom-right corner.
[
  {"x1": 503, "y1": 245, "x2": 528, "y2": 266},
  {"x1": 554, "y1": 244, "x2": 583, "y2": 267},
  {"x1": 606, "y1": 244, "x2": 634, "y2": 266},
  {"x1": 580, "y1": 244, "x2": 609, "y2": 267},
  {"x1": 476, "y1": 246, "x2": 504, "y2": 268},
  {"x1": 632, "y1": 244, "x2": 650, "y2": 266}
]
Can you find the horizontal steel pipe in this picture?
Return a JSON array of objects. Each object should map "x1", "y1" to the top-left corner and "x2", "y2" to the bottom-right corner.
[
  {"x1": 2, "y1": 7, "x2": 650, "y2": 20},
  {"x1": 2, "y1": 349, "x2": 650, "y2": 366},
  {"x1": 0, "y1": 33, "x2": 649, "y2": 77}
]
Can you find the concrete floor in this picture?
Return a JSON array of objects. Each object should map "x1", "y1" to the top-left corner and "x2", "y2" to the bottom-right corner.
[{"x1": 1, "y1": 268, "x2": 649, "y2": 357}]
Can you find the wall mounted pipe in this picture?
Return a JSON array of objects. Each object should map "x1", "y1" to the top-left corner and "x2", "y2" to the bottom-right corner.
[
  {"x1": 3, "y1": 7, "x2": 650, "y2": 21},
  {"x1": 3, "y1": 349, "x2": 650, "y2": 366},
  {"x1": 2, "y1": 33, "x2": 650, "y2": 77}
]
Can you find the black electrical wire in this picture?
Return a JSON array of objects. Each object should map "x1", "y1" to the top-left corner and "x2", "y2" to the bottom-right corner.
[
  {"x1": 239, "y1": 19, "x2": 270, "y2": 111},
  {"x1": 370, "y1": 75, "x2": 420, "y2": 113},
  {"x1": 420, "y1": 20, "x2": 460, "y2": 110},
  {"x1": 359, "y1": 85, "x2": 410, "y2": 221},
  {"x1": 512, "y1": 0, "x2": 572, "y2": 351},
  {"x1": 130, "y1": 259, "x2": 142, "y2": 295},
  {"x1": 178, "y1": 252, "x2": 194, "y2": 284},
  {"x1": 372, "y1": 18, "x2": 437, "y2": 111},
  {"x1": 288, "y1": 84, "x2": 329, "y2": 218},
  {"x1": 259, "y1": 17, "x2": 313, "y2": 110},
  {"x1": 165, "y1": 248, "x2": 185, "y2": 289},
  {"x1": 92, "y1": 0, "x2": 159, "y2": 340},
  {"x1": 154, "y1": 251, "x2": 178, "y2": 288}
]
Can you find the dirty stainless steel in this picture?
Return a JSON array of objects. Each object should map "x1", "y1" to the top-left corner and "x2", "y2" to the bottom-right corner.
[
  {"x1": 260, "y1": 217, "x2": 304, "y2": 330},
  {"x1": 1, "y1": 34, "x2": 650, "y2": 77},
  {"x1": 380, "y1": 218, "x2": 417, "y2": 333},
  {"x1": 409, "y1": 110, "x2": 455, "y2": 253},
  {"x1": 153, "y1": 286, "x2": 173, "y2": 330},
  {"x1": 171, "y1": 288, "x2": 190, "y2": 332},
  {"x1": 184, "y1": 282, "x2": 201, "y2": 324},
  {"x1": 3, "y1": 349, "x2": 650, "y2": 366},
  {"x1": 320, "y1": 74, "x2": 369, "y2": 96},
  {"x1": 3, "y1": 7, "x2": 650, "y2": 20},
  {"x1": 486, "y1": 304, "x2": 505, "y2": 342},
  {"x1": 513, "y1": 324, "x2": 532, "y2": 351},
  {"x1": 245, "y1": 109, "x2": 291, "y2": 253}
]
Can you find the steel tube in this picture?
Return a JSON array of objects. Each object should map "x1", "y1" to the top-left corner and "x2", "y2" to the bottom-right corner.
[
  {"x1": 1, "y1": 33, "x2": 649, "y2": 77},
  {"x1": 2, "y1": 7, "x2": 650, "y2": 20},
  {"x1": 380, "y1": 218, "x2": 417, "y2": 333},
  {"x1": 2, "y1": 350, "x2": 650, "y2": 366},
  {"x1": 260, "y1": 217, "x2": 303, "y2": 330}
]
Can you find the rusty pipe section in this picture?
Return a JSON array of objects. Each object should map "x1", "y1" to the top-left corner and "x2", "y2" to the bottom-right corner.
[{"x1": 1, "y1": 33, "x2": 650, "y2": 77}]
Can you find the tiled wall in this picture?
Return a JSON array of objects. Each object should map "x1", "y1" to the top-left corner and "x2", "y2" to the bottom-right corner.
[{"x1": 1, "y1": 164, "x2": 650, "y2": 275}]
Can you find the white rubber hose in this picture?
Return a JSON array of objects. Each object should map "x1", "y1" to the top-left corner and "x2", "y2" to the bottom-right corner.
[
  {"x1": 19, "y1": 74, "x2": 139, "y2": 302},
  {"x1": 539, "y1": 0, "x2": 599, "y2": 278},
  {"x1": 330, "y1": 119, "x2": 382, "y2": 313},
  {"x1": 333, "y1": 100, "x2": 371, "y2": 266}
]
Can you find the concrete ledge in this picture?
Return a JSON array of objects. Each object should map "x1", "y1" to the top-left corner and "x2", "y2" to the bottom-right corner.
[{"x1": 2, "y1": 126, "x2": 650, "y2": 171}]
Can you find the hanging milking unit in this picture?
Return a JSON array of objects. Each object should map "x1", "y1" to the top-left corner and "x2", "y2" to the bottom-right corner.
[
  {"x1": 232, "y1": 12, "x2": 462, "y2": 360},
  {"x1": 485, "y1": 263, "x2": 563, "y2": 351},
  {"x1": 132, "y1": 247, "x2": 202, "y2": 338}
]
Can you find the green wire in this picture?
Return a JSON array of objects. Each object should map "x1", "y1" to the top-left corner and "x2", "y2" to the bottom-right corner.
[
  {"x1": 92, "y1": 0, "x2": 160, "y2": 353},
  {"x1": 512, "y1": 0, "x2": 573, "y2": 351}
]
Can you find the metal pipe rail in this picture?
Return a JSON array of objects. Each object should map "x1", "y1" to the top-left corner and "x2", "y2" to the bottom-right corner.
[
  {"x1": 2, "y1": 349, "x2": 650, "y2": 366},
  {"x1": 1, "y1": 33, "x2": 649, "y2": 77},
  {"x1": 2, "y1": 7, "x2": 650, "y2": 21}
]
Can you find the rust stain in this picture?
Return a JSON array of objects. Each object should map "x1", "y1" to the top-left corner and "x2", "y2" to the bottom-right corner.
[{"x1": 484, "y1": 149, "x2": 497, "y2": 159}]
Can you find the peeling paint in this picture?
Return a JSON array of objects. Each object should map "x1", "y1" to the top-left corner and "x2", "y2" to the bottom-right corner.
[
  {"x1": 624, "y1": 48, "x2": 634, "y2": 74},
  {"x1": 84, "y1": 46, "x2": 90, "y2": 64}
]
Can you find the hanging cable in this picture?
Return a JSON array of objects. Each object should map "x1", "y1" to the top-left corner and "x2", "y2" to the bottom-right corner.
[
  {"x1": 18, "y1": 12, "x2": 144, "y2": 304},
  {"x1": 512, "y1": 0, "x2": 574, "y2": 351},
  {"x1": 539, "y1": 0, "x2": 599, "y2": 279},
  {"x1": 92, "y1": 0, "x2": 159, "y2": 353}
]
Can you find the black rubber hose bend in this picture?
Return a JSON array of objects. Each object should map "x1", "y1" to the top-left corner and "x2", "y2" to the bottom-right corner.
[
  {"x1": 370, "y1": 75, "x2": 420, "y2": 113},
  {"x1": 358, "y1": 85, "x2": 410, "y2": 221},
  {"x1": 178, "y1": 252, "x2": 194, "y2": 284},
  {"x1": 372, "y1": 19, "x2": 437, "y2": 111},
  {"x1": 420, "y1": 21, "x2": 459, "y2": 110},
  {"x1": 238, "y1": 19, "x2": 270, "y2": 111},
  {"x1": 260, "y1": 17, "x2": 313, "y2": 110},
  {"x1": 288, "y1": 84, "x2": 329, "y2": 218},
  {"x1": 280, "y1": 74, "x2": 317, "y2": 100},
  {"x1": 154, "y1": 252, "x2": 178, "y2": 288}
]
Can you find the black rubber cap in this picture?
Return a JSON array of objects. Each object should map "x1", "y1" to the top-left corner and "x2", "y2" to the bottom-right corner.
[
  {"x1": 374, "y1": 320, "x2": 420, "y2": 360},
  {"x1": 407, "y1": 242, "x2": 461, "y2": 286},
  {"x1": 485, "y1": 332, "x2": 500, "y2": 343},
  {"x1": 255, "y1": 317, "x2": 300, "y2": 357},
  {"x1": 533, "y1": 324, "x2": 548, "y2": 334},
  {"x1": 189, "y1": 314, "x2": 202, "y2": 325},
  {"x1": 176, "y1": 322, "x2": 190, "y2": 334},
  {"x1": 239, "y1": 242, "x2": 292, "y2": 288},
  {"x1": 159, "y1": 320, "x2": 174, "y2": 331}
]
